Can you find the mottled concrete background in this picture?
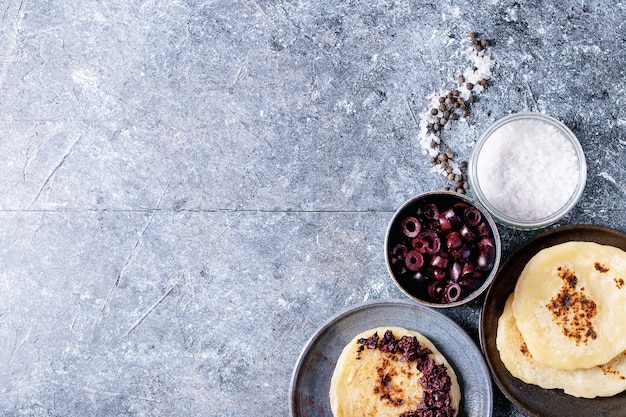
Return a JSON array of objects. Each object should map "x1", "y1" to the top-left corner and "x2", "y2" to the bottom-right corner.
[{"x1": 1, "y1": 0, "x2": 625, "y2": 416}]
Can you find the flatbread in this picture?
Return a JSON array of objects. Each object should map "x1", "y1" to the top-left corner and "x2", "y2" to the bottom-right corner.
[
  {"x1": 512, "y1": 241, "x2": 626, "y2": 370},
  {"x1": 329, "y1": 326, "x2": 461, "y2": 417},
  {"x1": 497, "y1": 293, "x2": 626, "y2": 398}
]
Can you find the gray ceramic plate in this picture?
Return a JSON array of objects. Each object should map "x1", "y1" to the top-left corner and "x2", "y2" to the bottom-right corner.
[
  {"x1": 480, "y1": 224, "x2": 626, "y2": 417},
  {"x1": 290, "y1": 300, "x2": 493, "y2": 417}
]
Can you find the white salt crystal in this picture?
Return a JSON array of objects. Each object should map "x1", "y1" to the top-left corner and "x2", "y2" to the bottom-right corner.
[{"x1": 475, "y1": 118, "x2": 579, "y2": 221}]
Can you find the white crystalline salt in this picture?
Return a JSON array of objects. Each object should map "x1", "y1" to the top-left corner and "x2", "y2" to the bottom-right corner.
[{"x1": 475, "y1": 118, "x2": 579, "y2": 221}]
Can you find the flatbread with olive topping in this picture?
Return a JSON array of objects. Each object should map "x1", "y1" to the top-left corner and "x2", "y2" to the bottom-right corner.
[
  {"x1": 498, "y1": 293, "x2": 626, "y2": 398},
  {"x1": 329, "y1": 326, "x2": 461, "y2": 417},
  {"x1": 512, "y1": 241, "x2": 626, "y2": 371}
]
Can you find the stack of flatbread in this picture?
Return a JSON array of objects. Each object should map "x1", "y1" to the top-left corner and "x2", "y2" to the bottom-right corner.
[{"x1": 497, "y1": 241, "x2": 626, "y2": 398}]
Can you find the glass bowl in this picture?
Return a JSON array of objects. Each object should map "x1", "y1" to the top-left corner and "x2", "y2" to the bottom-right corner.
[
  {"x1": 384, "y1": 191, "x2": 501, "y2": 308},
  {"x1": 469, "y1": 112, "x2": 587, "y2": 230}
]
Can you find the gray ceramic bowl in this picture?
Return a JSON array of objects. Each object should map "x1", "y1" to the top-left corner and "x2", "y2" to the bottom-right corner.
[{"x1": 385, "y1": 191, "x2": 501, "y2": 308}]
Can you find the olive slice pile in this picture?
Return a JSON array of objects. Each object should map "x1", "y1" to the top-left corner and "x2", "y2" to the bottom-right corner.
[{"x1": 388, "y1": 197, "x2": 497, "y2": 304}]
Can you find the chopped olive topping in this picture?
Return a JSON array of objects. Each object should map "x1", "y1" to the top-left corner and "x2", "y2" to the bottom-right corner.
[{"x1": 357, "y1": 330, "x2": 455, "y2": 417}]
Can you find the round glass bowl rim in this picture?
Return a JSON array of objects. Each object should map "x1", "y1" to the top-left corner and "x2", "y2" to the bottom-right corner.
[
  {"x1": 384, "y1": 190, "x2": 502, "y2": 308},
  {"x1": 468, "y1": 112, "x2": 587, "y2": 230}
]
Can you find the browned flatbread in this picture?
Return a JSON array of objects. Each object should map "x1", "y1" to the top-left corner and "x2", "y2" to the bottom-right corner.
[
  {"x1": 498, "y1": 293, "x2": 626, "y2": 398},
  {"x1": 329, "y1": 326, "x2": 460, "y2": 417},
  {"x1": 512, "y1": 242, "x2": 626, "y2": 370}
]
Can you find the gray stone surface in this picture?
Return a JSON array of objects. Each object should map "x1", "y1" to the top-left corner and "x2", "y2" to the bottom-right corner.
[{"x1": 1, "y1": 0, "x2": 626, "y2": 416}]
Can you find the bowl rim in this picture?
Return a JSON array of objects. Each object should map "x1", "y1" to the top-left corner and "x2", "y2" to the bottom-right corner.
[
  {"x1": 468, "y1": 111, "x2": 587, "y2": 230},
  {"x1": 384, "y1": 190, "x2": 502, "y2": 308}
]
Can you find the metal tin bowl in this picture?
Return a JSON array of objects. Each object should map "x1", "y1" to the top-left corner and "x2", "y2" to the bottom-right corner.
[
  {"x1": 385, "y1": 191, "x2": 501, "y2": 308},
  {"x1": 468, "y1": 112, "x2": 587, "y2": 230}
]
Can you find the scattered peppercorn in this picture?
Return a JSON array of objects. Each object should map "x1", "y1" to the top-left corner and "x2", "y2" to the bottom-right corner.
[{"x1": 417, "y1": 31, "x2": 495, "y2": 192}]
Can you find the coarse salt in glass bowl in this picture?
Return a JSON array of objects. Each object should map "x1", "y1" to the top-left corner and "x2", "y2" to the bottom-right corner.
[{"x1": 468, "y1": 112, "x2": 587, "y2": 230}]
